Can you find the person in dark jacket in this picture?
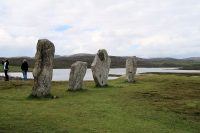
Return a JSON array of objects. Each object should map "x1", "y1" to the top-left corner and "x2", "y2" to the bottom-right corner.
[
  {"x1": 2, "y1": 59, "x2": 9, "y2": 81},
  {"x1": 21, "y1": 59, "x2": 29, "y2": 80}
]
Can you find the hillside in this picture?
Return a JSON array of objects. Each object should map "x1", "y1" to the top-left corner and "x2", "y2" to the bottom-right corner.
[{"x1": 1, "y1": 54, "x2": 200, "y2": 69}]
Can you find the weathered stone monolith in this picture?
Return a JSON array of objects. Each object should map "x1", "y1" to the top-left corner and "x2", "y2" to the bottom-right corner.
[
  {"x1": 68, "y1": 61, "x2": 87, "y2": 91},
  {"x1": 126, "y1": 56, "x2": 137, "y2": 82},
  {"x1": 32, "y1": 39, "x2": 55, "y2": 97},
  {"x1": 91, "y1": 49, "x2": 111, "y2": 87}
]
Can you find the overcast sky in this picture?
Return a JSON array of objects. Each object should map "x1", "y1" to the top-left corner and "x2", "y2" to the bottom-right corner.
[{"x1": 0, "y1": 0, "x2": 200, "y2": 58}]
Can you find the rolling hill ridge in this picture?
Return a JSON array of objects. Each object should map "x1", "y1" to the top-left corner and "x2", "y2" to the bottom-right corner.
[{"x1": 1, "y1": 53, "x2": 200, "y2": 69}]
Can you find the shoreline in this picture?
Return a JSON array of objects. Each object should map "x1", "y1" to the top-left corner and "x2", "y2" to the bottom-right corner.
[{"x1": 0, "y1": 76, "x2": 22, "y2": 80}]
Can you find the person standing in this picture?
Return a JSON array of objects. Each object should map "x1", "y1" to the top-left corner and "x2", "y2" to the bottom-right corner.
[
  {"x1": 2, "y1": 59, "x2": 9, "y2": 81},
  {"x1": 21, "y1": 59, "x2": 29, "y2": 80}
]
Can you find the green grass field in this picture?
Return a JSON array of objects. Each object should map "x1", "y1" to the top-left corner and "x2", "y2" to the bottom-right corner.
[
  {"x1": 0, "y1": 73, "x2": 200, "y2": 133},
  {"x1": 0, "y1": 66, "x2": 33, "y2": 72}
]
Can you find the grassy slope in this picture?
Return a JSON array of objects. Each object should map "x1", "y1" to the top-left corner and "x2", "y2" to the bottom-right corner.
[
  {"x1": 0, "y1": 66, "x2": 33, "y2": 72},
  {"x1": 0, "y1": 66, "x2": 20, "y2": 72},
  {"x1": 0, "y1": 74, "x2": 200, "y2": 133}
]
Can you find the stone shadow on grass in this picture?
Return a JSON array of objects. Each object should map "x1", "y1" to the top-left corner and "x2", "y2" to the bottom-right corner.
[
  {"x1": 67, "y1": 88, "x2": 89, "y2": 93},
  {"x1": 27, "y1": 94, "x2": 59, "y2": 100},
  {"x1": 94, "y1": 84, "x2": 114, "y2": 89}
]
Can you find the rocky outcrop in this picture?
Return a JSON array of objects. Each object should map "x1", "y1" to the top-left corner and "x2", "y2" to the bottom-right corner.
[
  {"x1": 32, "y1": 39, "x2": 55, "y2": 97},
  {"x1": 126, "y1": 56, "x2": 137, "y2": 82},
  {"x1": 91, "y1": 49, "x2": 111, "y2": 87},
  {"x1": 68, "y1": 61, "x2": 87, "y2": 91}
]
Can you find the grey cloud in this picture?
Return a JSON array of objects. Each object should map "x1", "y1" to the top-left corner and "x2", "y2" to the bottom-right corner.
[{"x1": 0, "y1": 0, "x2": 199, "y2": 57}]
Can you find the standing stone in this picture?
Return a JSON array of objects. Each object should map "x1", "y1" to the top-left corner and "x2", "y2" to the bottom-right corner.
[
  {"x1": 32, "y1": 39, "x2": 55, "y2": 97},
  {"x1": 126, "y1": 56, "x2": 137, "y2": 82},
  {"x1": 91, "y1": 49, "x2": 111, "y2": 87},
  {"x1": 68, "y1": 61, "x2": 87, "y2": 91}
]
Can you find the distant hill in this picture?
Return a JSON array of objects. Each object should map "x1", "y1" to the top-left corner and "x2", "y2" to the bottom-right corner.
[
  {"x1": 1, "y1": 54, "x2": 200, "y2": 69},
  {"x1": 184, "y1": 57, "x2": 200, "y2": 61},
  {"x1": 66, "y1": 53, "x2": 95, "y2": 57}
]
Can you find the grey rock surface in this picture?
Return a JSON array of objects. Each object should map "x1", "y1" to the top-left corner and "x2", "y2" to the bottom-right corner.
[
  {"x1": 68, "y1": 61, "x2": 87, "y2": 91},
  {"x1": 91, "y1": 49, "x2": 111, "y2": 87},
  {"x1": 126, "y1": 56, "x2": 137, "y2": 82},
  {"x1": 32, "y1": 39, "x2": 55, "y2": 97}
]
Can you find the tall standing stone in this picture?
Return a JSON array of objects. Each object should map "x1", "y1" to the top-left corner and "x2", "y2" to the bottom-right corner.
[
  {"x1": 91, "y1": 49, "x2": 111, "y2": 87},
  {"x1": 126, "y1": 56, "x2": 137, "y2": 82},
  {"x1": 68, "y1": 61, "x2": 87, "y2": 91},
  {"x1": 32, "y1": 39, "x2": 55, "y2": 97}
]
